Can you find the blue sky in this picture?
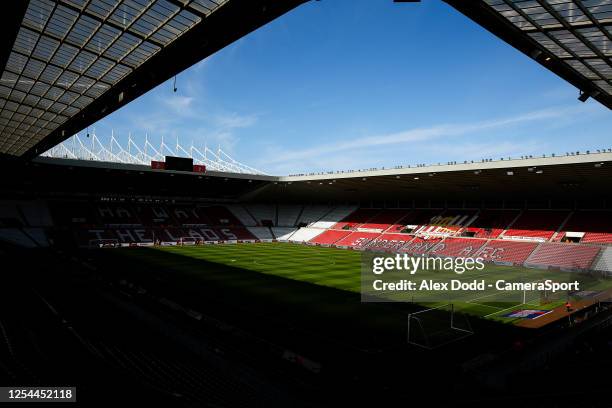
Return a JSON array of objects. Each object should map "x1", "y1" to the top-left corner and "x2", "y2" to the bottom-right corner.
[{"x1": 87, "y1": 0, "x2": 612, "y2": 175}]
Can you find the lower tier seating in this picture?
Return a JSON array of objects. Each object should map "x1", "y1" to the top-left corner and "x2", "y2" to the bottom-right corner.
[
  {"x1": 593, "y1": 247, "x2": 612, "y2": 273},
  {"x1": 288, "y1": 227, "x2": 325, "y2": 242},
  {"x1": 309, "y1": 229, "x2": 352, "y2": 245},
  {"x1": 474, "y1": 240, "x2": 539, "y2": 264},
  {"x1": 271, "y1": 227, "x2": 297, "y2": 240},
  {"x1": 310, "y1": 206, "x2": 357, "y2": 229},
  {"x1": 366, "y1": 233, "x2": 415, "y2": 251},
  {"x1": 246, "y1": 227, "x2": 274, "y2": 240},
  {"x1": 429, "y1": 238, "x2": 487, "y2": 258},
  {"x1": 334, "y1": 232, "x2": 381, "y2": 248},
  {"x1": 399, "y1": 236, "x2": 443, "y2": 254},
  {"x1": 525, "y1": 243, "x2": 601, "y2": 270}
]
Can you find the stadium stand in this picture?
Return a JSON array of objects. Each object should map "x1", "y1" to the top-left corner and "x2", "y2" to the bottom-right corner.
[
  {"x1": 0, "y1": 228, "x2": 37, "y2": 247},
  {"x1": 593, "y1": 247, "x2": 612, "y2": 273},
  {"x1": 246, "y1": 204, "x2": 276, "y2": 226},
  {"x1": 358, "y1": 209, "x2": 411, "y2": 231},
  {"x1": 525, "y1": 243, "x2": 601, "y2": 270},
  {"x1": 332, "y1": 208, "x2": 381, "y2": 230},
  {"x1": 22, "y1": 227, "x2": 49, "y2": 247},
  {"x1": 277, "y1": 205, "x2": 303, "y2": 227},
  {"x1": 309, "y1": 229, "x2": 352, "y2": 245},
  {"x1": 474, "y1": 240, "x2": 539, "y2": 264},
  {"x1": 247, "y1": 226, "x2": 274, "y2": 240},
  {"x1": 203, "y1": 205, "x2": 244, "y2": 226},
  {"x1": 429, "y1": 237, "x2": 487, "y2": 258},
  {"x1": 226, "y1": 204, "x2": 258, "y2": 227},
  {"x1": 295, "y1": 205, "x2": 334, "y2": 227},
  {"x1": 557, "y1": 211, "x2": 612, "y2": 244},
  {"x1": 19, "y1": 200, "x2": 54, "y2": 227},
  {"x1": 288, "y1": 227, "x2": 325, "y2": 242},
  {"x1": 386, "y1": 209, "x2": 444, "y2": 234},
  {"x1": 419, "y1": 209, "x2": 479, "y2": 235},
  {"x1": 95, "y1": 204, "x2": 141, "y2": 226},
  {"x1": 399, "y1": 236, "x2": 443, "y2": 254},
  {"x1": 462, "y1": 209, "x2": 520, "y2": 239},
  {"x1": 0, "y1": 201, "x2": 25, "y2": 226},
  {"x1": 366, "y1": 233, "x2": 414, "y2": 251},
  {"x1": 271, "y1": 227, "x2": 297, "y2": 240},
  {"x1": 503, "y1": 210, "x2": 568, "y2": 240},
  {"x1": 334, "y1": 231, "x2": 381, "y2": 248},
  {"x1": 135, "y1": 205, "x2": 174, "y2": 226},
  {"x1": 310, "y1": 205, "x2": 357, "y2": 229},
  {"x1": 168, "y1": 205, "x2": 211, "y2": 225}
]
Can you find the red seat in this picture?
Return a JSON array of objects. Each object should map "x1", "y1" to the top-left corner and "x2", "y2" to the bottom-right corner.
[
  {"x1": 474, "y1": 240, "x2": 538, "y2": 263},
  {"x1": 526, "y1": 243, "x2": 600, "y2": 269}
]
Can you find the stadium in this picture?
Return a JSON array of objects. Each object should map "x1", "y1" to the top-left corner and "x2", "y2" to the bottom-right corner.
[{"x1": 1, "y1": 0, "x2": 611, "y2": 407}]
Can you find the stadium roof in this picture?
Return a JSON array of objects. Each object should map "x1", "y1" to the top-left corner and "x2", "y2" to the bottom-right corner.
[
  {"x1": 0, "y1": 0, "x2": 307, "y2": 158},
  {"x1": 29, "y1": 152, "x2": 612, "y2": 203},
  {"x1": 446, "y1": 0, "x2": 612, "y2": 109}
]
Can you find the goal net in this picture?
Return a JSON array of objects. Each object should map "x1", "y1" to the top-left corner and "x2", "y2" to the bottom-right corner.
[
  {"x1": 88, "y1": 238, "x2": 120, "y2": 248},
  {"x1": 178, "y1": 236, "x2": 199, "y2": 246},
  {"x1": 407, "y1": 304, "x2": 473, "y2": 349}
]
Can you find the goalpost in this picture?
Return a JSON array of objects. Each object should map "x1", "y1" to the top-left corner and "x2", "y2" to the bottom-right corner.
[
  {"x1": 407, "y1": 304, "x2": 473, "y2": 349},
  {"x1": 178, "y1": 236, "x2": 199, "y2": 246},
  {"x1": 88, "y1": 238, "x2": 120, "y2": 248}
]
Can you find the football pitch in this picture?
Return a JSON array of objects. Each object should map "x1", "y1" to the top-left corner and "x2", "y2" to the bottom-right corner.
[{"x1": 125, "y1": 242, "x2": 608, "y2": 324}]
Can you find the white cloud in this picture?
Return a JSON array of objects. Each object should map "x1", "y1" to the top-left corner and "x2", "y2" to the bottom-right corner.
[{"x1": 258, "y1": 104, "x2": 597, "y2": 168}]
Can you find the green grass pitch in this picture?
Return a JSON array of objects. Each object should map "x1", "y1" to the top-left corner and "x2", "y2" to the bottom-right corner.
[{"x1": 125, "y1": 242, "x2": 607, "y2": 325}]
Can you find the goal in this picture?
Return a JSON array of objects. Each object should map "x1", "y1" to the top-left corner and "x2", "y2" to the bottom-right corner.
[
  {"x1": 178, "y1": 236, "x2": 199, "y2": 246},
  {"x1": 407, "y1": 304, "x2": 473, "y2": 349},
  {"x1": 88, "y1": 238, "x2": 120, "y2": 248}
]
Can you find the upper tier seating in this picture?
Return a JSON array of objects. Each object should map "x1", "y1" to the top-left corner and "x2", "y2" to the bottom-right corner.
[
  {"x1": 399, "y1": 236, "x2": 443, "y2": 254},
  {"x1": 310, "y1": 205, "x2": 357, "y2": 229},
  {"x1": 503, "y1": 210, "x2": 569, "y2": 240},
  {"x1": 271, "y1": 227, "x2": 297, "y2": 240},
  {"x1": 334, "y1": 231, "x2": 382, "y2": 248},
  {"x1": 333, "y1": 208, "x2": 381, "y2": 230},
  {"x1": 557, "y1": 211, "x2": 612, "y2": 244},
  {"x1": 277, "y1": 205, "x2": 302, "y2": 227},
  {"x1": 462, "y1": 209, "x2": 519, "y2": 239},
  {"x1": 309, "y1": 229, "x2": 352, "y2": 245},
  {"x1": 358, "y1": 209, "x2": 411, "y2": 231},
  {"x1": 593, "y1": 247, "x2": 612, "y2": 273},
  {"x1": 366, "y1": 233, "x2": 415, "y2": 251},
  {"x1": 525, "y1": 243, "x2": 600, "y2": 270},
  {"x1": 288, "y1": 227, "x2": 325, "y2": 242},
  {"x1": 429, "y1": 238, "x2": 487, "y2": 258},
  {"x1": 295, "y1": 205, "x2": 333, "y2": 226},
  {"x1": 226, "y1": 204, "x2": 257, "y2": 227},
  {"x1": 474, "y1": 240, "x2": 539, "y2": 264}
]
